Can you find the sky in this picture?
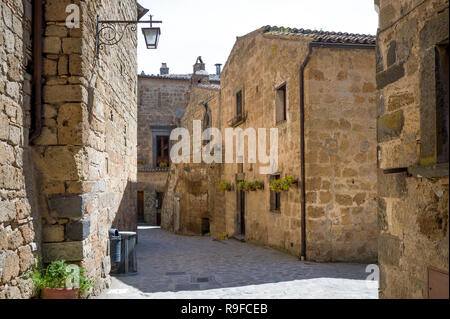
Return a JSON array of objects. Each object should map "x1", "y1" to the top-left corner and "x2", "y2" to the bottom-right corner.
[{"x1": 136, "y1": 0, "x2": 378, "y2": 75}]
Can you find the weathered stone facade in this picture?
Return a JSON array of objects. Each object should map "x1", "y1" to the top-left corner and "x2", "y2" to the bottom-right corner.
[
  {"x1": 1, "y1": 0, "x2": 140, "y2": 298},
  {"x1": 137, "y1": 63, "x2": 219, "y2": 225},
  {"x1": 218, "y1": 28, "x2": 378, "y2": 262},
  {"x1": 1, "y1": 0, "x2": 37, "y2": 299},
  {"x1": 375, "y1": 0, "x2": 449, "y2": 298},
  {"x1": 161, "y1": 70, "x2": 224, "y2": 236},
  {"x1": 161, "y1": 28, "x2": 378, "y2": 263},
  {"x1": 137, "y1": 71, "x2": 190, "y2": 225}
]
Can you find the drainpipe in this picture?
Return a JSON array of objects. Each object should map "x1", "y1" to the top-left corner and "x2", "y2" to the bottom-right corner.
[
  {"x1": 299, "y1": 41, "x2": 376, "y2": 261},
  {"x1": 30, "y1": 0, "x2": 43, "y2": 143},
  {"x1": 299, "y1": 42, "x2": 313, "y2": 261}
]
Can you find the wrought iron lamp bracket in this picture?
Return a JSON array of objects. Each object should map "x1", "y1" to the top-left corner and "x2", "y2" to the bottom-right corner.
[{"x1": 95, "y1": 15, "x2": 162, "y2": 56}]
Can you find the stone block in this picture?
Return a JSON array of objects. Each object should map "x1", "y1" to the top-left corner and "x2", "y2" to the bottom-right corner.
[
  {"x1": 42, "y1": 224, "x2": 65, "y2": 243},
  {"x1": 18, "y1": 245, "x2": 33, "y2": 273},
  {"x1": 378, "y1": 233, "x2": 401, "y2": 266},
  {"x1": 66, "y1": 220, "x2": 90, "y2": 241},
  {"x1": 43, "y1": 37, "x2": 61, "y2": 54},
  {"x1": 43, "y1": 58, "x2": 57, "y2": 76},
  {"x1": 378, "y1": 170, "x2": 407, "y2": 198},
  {"x1": 6, "y1": 286, "x2": 21, "y2": 299},
  {"x1": 309, "y1": 206, "x2": 325, "y2": 218},
  {"x1": 376, "y1": 63, "x2": 405, "y2": 90},
  {"x1": 336, "y1": 194, "x2": 353, "y2": 206},
  {"x1": 0, "y1": 227, "x2": 7, "y2": 251},
  {"x1": 43, "y1": 85, "x2": 86, "y2": 104},
  {"x1": 45, "y1": 0, "x2": 73, "y2": 21},
  {"x1": 19, "y1": 224, "x2": 34, "y2": 244},
  {"x1": 0, "y1": 251, "x2": 20, "y2": 284},
  {"x1": 0, "y1": 113, "x2": 9, "y2": 140},
  {"x1": 48, "y1": 195, "x2": 87, "y2": 218},
  {"x1": 58, "y1": 55, "x2": 68, "y2": 75},
  {"x1": 377, "y1": 110, "x2": 404, "y2": 142},
  {"x1": 42, "y1": 241, "x2": 84, "y2": 263},
  {"x1": 7, "y1": 229, "x2": 24, "y2": 250},
  {"x1": 387, "y1": 91, "x2": 415, "y2": 112},
  {"x1": 57, "y1": 103, "x2": 84, "y2": 144},
  {"x1": 45, "y1": 25, "x2": 68, "y2": 37},
  {"x1": 62, "y1": 38, "x2": 82, "y2": 54},
  {"x1": 69, "y1": 54, "x2": 83, "y2": 75},
  {"x1": 0, "y1": 201, "x2": 16, "y2": 223}
]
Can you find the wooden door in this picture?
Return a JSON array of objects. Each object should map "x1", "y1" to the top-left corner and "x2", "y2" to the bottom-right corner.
[
  {"x1": 240, "y1": 190, "x2": 245, "y2": 235},
  {"x1": 137, "y1": 191, "x2": 144, "y2": 222}
]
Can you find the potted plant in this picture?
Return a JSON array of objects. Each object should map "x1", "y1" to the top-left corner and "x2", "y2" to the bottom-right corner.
[
  {"x1": 238, "y1": 181, "x2": 252, "y2": 192},
  {"x1": 158, "y1": 161, "x2": 168, "y2": 168},
  {"x1": 270, "y1": 175, "x2": 297, "y2": 193},
  {"x1": 26, "y1": 260, "x2": 93, "y2": 299},
  {"x1": 218, "y1": 181, "x2": 233, "y2": 192},
  {"x1": 254, "y1": 180, "x2": 265, "y2": 190}
]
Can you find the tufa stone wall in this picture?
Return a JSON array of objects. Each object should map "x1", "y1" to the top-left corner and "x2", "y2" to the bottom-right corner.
[
  {"x1": 375, "y1": 0, "x2": 449, "y2": 298},
  {"x1": 218, "y1": 29, "x2": 378, "y2": 261},
  {"x1": 1, "y1": 0, "x2": 38, "y2": 299},
  {"x1": 137, "y1": 75, "x2": 190, "y2": 224},
  {"x1": 161, "y1": 82, "x2": 224, "y2": 237},
  {"x1": 304, "y1": 47, "x2": 378, "y2": 262},
  {"x1": 30, "y1": 0, "x2": 138, "y2": 296}
]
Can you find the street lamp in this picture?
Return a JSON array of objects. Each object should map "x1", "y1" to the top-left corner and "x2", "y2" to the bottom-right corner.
[
  {"x1": 95, "y1": 9, "x2": 162, "y2": 57},
  {"x1": 141, "y1": 16, "x2": 161, "y2": 49}
]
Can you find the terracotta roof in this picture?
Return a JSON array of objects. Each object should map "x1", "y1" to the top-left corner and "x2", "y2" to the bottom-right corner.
[
  {"x1": 263, "y1": 26, "x2": 376, "y2": 45},
  {"x1": 139, "y1": 73, "x2": 220, "y2": 82}
]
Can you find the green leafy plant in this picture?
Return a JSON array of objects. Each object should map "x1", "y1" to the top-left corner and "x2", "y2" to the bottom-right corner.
[
  {"x1": 270, "y1": 175, "x2": 297, "y2": 193},
  {"x1": 158, "y1": 161, "x2": 168, "y2": 168},
  {"x1": 218, "y1": 181, "x2": 233, "y2": 191},
  {"x1": 25, "y1": 259, "x2": 94, "y2": 296},
  {"x1": 238, "y1": 181, "x2": 248, "y2": 191},
  {"x1": 238, "y1": 181, "x2": 265, "y2": 191},
  {"x1": 253, "y1": 180, "x2": 265, "y2": 190}
]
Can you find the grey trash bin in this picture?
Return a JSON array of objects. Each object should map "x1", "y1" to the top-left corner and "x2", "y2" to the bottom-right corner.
[
  {"x1": 116, "y1": 231, "x2": 138, "y2": 276},
  {"x1": 109, "y1": 229, "x2": 122, "y2": 274}
]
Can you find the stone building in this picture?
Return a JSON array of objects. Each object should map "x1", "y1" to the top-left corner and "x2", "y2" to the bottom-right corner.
[
  {"x1": 375, "y1": 0, "x2": 449, "y2": 298},
  {"x1": 219, "y1": 27, "x2": 378, "y2": 262},
  {"x1": 161, "y1": 59, "x2": 224, "y2": 236},
  {"x1": 137, "y1": 59, "x2": 219, "y2": 225},
  {"x1": 162, "y1": 27, "x2": 379, "y2": 263},
  {"x1": 1, "y1": 0, "x2": 141, "y2": 298}
]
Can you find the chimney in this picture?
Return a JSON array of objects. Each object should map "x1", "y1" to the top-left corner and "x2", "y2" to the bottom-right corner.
[
  {"x1": 215, "y1": 63, "x2": 222, "y2": 75},
  {"x1": 160, "y1": 63, "x2": 169, "y2": 75},
  {"x1": 193, "y1": 56, "x2": 206, "y2": 73}
]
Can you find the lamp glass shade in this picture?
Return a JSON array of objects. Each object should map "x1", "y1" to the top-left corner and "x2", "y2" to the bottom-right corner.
[{"x1": 142, "y1": 27, "x2": 160, "y2": 49}]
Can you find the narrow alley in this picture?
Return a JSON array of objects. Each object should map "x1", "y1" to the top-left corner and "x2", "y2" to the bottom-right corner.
[{"x1": 97, "y1": 227, "x2": 378, "y2": 299}]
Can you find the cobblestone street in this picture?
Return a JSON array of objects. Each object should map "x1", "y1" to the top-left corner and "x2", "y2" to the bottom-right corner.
[{"x1": 97, "y1": 227, "x2": 378, "y2": 299}]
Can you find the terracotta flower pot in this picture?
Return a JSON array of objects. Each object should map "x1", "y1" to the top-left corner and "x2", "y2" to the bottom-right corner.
[{"x1": 41, "y1": 287, "x2": 80, "y2": 299}]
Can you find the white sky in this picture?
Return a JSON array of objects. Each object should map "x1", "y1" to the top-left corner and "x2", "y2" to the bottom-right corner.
[{"x1": 136, "y1": 0, "x2": 378, "y2": 75}]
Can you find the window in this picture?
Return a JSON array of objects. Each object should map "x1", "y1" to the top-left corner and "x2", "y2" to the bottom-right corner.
[
  {"x1": 155, "y1": 192, "x2": 164, "y2": 209},
  {"x1": 156, "y1": 135, "x2": 169, "y2": 167},
  {"x1": 276, "y1": 83, "x2": 287, "y2": 123},
  {"x1": 436, "y1": 43, "x2": 449, "y2": 164},
  {"x1": 202, "y1": 104, "x2": 211, "y2": 146},
  {"x1": 236, "y1": 90, "x2": 243, "y2": 118},
  {"x1": 270, "y1": 175, "x2": 281, "y2": 212}
]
